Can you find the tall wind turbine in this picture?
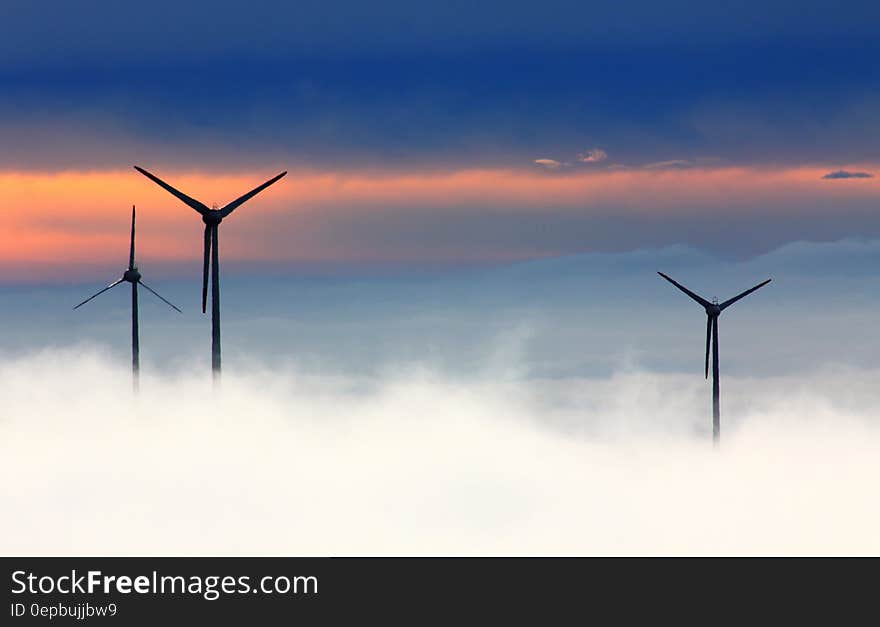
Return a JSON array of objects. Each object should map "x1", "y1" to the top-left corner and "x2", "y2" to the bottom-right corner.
[
  {"x1": 134, "y1": 166, "x2": 287, "y2": 378},
  {"x1": 74, "y1": 205, "x2": 181, "y2": 390},
  {"x1": 657, "y1": 272, "x2": 771, "y2": 445}
]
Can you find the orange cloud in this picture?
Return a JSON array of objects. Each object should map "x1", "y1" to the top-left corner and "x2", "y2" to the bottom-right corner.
[{"x1": 1, "y1": 165, "x2": 878, "y2": 274}]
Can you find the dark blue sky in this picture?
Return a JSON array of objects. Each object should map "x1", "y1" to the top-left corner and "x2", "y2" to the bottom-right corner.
[{"x1": 2, "y1": 1, "x2": 879, "y2": 169}]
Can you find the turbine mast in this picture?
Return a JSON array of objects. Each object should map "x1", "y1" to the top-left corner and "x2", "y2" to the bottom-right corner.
[
  {"x1": 712, "y1": 315, "x2": 719, "y2": 446},
  {"x1": 129, "y1": 205, "x2": 136, "y2": 271},
  {"x1": 131, "y1": 204, "x2": 140, "y2": 393},
  {"x1": 211, "y1": 225, "x2": 221, "y2": 379},
  {"x1": 132, "y1": 280, "x2": 140, "y2": 393}
]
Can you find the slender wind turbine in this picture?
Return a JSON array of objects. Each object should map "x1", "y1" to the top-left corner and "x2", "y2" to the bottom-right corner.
[
  {"x1": 74, "y1": 205, "x2": 181, "y2": 390},
  {"x1": 657, "y1": 272, "x2": 771, "y2": 445},
  {"x1": 134, "y1": 166, "x2": 287, "y2": 378}
]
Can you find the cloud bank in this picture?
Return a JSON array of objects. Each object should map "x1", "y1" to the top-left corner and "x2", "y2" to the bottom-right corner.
[
  {"x1": 2, "y1": 238, "x2": 880, "y2": 555},
  {"x1": 1, "y1": 350, "x2": 878, "y2": 556}
]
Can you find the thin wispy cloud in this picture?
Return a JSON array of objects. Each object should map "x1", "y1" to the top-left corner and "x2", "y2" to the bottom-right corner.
[
  {"x1": 643, "y1": 159, "x2": 693, "y2": 170},
  {"x1": 822, "y1": 170, "x2": 874, "y2": 180},
  {"x1": 535, "y1": 148, "x2": 607, "y2": 170},
  {"x1": 577, "y1": 148, "x2": 608, "y2": 163},
  {"x1": 533, "y1": 158, "x2": 564, "y2": 169}
]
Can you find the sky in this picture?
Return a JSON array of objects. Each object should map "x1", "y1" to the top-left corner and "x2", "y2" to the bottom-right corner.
[
  {"x1": 3, "y1": 1, "x2": 880, "y2": 555},
  {"x1": 2, "y1": 0, "x2": 879, "y2": 274}
]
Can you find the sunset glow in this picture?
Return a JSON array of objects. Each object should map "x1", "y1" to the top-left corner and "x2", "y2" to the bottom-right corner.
[{"x1": 2, "y1": 165, "x2": 878, "y2": 273}]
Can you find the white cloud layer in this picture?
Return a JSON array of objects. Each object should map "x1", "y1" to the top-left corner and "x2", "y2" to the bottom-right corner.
[{"x1": 1, "y1": 350, "x2": 879, "y2": 556}]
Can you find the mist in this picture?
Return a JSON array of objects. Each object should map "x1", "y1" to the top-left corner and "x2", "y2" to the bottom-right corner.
[{"x1": 1, "y1": 349, "x2": 878, "y2": 556}]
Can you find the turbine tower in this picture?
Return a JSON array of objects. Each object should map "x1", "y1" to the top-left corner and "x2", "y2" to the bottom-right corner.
[
  {"x1": 657, "y1": 272, "x2": 771, "y2": 445},
  {"x1": 134, "y1": 166, "x2": 287, "y2": 379},
  {"x1": 74, "y1": 205, "x2": 181, "y2": 391}
]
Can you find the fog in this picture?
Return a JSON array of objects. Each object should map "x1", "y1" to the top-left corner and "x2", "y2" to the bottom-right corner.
[
  {"x1": 1, "y1": 349, "x2": 878, "y2": 556},
  {"x1": 2, "y1": 239, "x2": 879, "y2": 555}
]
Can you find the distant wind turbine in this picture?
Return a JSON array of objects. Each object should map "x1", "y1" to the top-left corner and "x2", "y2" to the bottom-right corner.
[
  {"x1": 74, "y1": 205, "x2": 181, "y2": 391},
  {"x1": 657, "y1": 272, "x2": 771, "y2": 445},
  {"x1": 134, "y1": 166, "x2": 287, "y2": 379}
]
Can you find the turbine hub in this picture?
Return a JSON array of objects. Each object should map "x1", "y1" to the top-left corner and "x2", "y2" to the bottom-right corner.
[
  {"x1": 123, "y1": 269, "x2": 141, "y2": 283},
  {"x1": 202, "y1": 212, "x2": 222, "y2": 226},
  {"x1": 705, "y1": 304, "x2": 721, "y2": 316}
]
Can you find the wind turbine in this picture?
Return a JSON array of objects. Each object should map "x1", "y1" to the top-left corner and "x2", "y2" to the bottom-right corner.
[
  {"x1": 657, "y1": 272, "x2": 771, "y2": 445},
  {"x1": 74, "y1": 205, "x2": 181, "y2": 391},
  {"x1": 133, "y1": 166, "x2": 287, "y2": 379}
]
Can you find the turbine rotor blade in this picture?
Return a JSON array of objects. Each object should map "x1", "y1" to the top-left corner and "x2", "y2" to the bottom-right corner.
[
  {"x1": 657, "y1": 272, "x2": 711, "y2": 307},
  {"x1": 129, "y1": 204, "x2": 136, "y2": 270},
  {"x1": 133, "y1": 166, "x2": 211, "y2": 216},
  {"x1": 218, "y1": 171, "x2": 287, "y2": 218},
  {"x1": 139, "y1": 280, "x2": 182, "y2": 313},
  {"x1": 73, "y1": 278, "x2": 124, "y2": 309},
  {"x1": 202, "y1": 224, "x2": 211, "y2": 314},
  {"x1": 719, "y1": 278, "x2": 772, "y2": 310},
  {"x1": 705, "y1": 315, "x2": 712, "y2": 379}
]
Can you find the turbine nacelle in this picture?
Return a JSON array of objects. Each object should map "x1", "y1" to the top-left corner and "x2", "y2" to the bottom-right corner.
[
  {"x1": 123, "y1": 268, "x2": 142, "y2": 283},
  {"x1": 705, "y1": 304, "x2": 721, "y2": 317},
  {"x1": 202, "y1": 211, "x2": 223, "y2": 227}
]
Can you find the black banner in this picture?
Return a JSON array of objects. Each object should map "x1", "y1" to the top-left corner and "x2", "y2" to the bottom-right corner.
[{"x1": 0, "y1": 557, "x2": 871, "y2": 624}]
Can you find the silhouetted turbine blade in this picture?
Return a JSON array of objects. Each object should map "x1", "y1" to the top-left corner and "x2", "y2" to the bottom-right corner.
[
  {"x1": 218, "y1": 171, "x2": 287, "y2": 218},
  {"x1": 719, "y1": 278, "x2": 772, "y2": 310},
  {"x1": 129, "y1": 205, "x2": 136, "y2": 270},
  {"x1": 73, "y1": 278, "x2": 124, "y2": 309},
  {"x1": 657, "y1": 272, "x2": 711, "y2": 307},
  {"x1": 133, "y1": 166, "x2": 211, "y2": 216},
  {"x1": 705, "y1": 315, "x2": 712, "y2": 379},
  {"x1": 202, "y1": 224, "x2": 211, "y2": 314},
  {"x1": 139, "y1": 280, "x2": 182, "y2": 313}
]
